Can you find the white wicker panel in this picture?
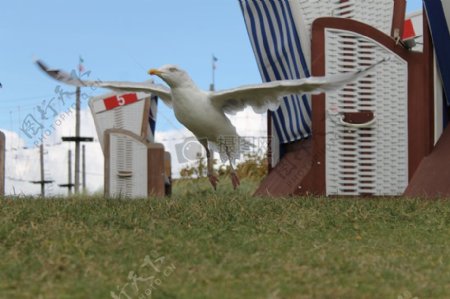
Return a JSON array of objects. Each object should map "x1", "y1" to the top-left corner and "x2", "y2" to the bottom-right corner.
[
  {"x1": 297, "y1": 0, "x2": 394, "y2": 36},
  {"x1": 324, "y1": 28, "x2": 408, "y2": 196},
  {"x1": 109, "y1": 133, "x2": 147, "y2": 198}
]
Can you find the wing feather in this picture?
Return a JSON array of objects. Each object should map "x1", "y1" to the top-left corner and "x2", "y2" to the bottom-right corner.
[
  {"x1": 36, "y1": 60, "x2": 173, "y2": 108},
  {"x1": 210, "y1": 59, "x2": 386, "y2": 114}
]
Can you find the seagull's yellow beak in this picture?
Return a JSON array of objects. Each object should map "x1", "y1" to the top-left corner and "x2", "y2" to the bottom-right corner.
[{"x1": 148, "y1": 69, "x2": 162, "y2": 76}]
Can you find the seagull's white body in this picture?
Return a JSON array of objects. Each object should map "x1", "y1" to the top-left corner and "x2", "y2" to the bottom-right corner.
[
  {"x1": 171, "y1": 84, "x2": 237, "y2": 143},
  {"x1": 36, "y1": 59, "x2": 385, "y2": 189}
]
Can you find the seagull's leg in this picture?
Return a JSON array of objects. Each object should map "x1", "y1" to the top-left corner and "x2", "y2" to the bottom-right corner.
[
  {"x1": 206, "y1": 147, "x2": 219, "y2": 190},
  {"x1": 199, "y1": 138, "x2": 218, "y2": 190},
  {"x1": 225, "y1": 145, "x2": 240, "y2": 190}
]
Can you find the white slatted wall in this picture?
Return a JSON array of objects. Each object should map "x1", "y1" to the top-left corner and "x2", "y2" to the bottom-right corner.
[
  {"x1": 109, "y1": 133, "x2": 148, "y2": 198},
  {"x1": 297, "y1": 0, "x2": 394, "y2": 36},
  {"x1": 324, "y1": 29, "x2": 408, "y2": 196}
]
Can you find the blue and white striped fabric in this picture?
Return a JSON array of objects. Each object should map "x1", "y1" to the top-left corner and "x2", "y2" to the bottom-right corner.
[
  {"x1": 148, "y1": 95, "x2": 158, "y2": 143},
  {"x1": 424, "y1": 0, "x2": 450, "y2": 107},
  {"x1": 239, "y1": 0, "x2": 312, "y2": 144}
]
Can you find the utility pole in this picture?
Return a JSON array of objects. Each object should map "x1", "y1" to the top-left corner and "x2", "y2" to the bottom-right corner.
[
  {"x1": 75, "y1": 86, "x2": 81, "y2": 193},
  {"x1": 30, "y1": 113, "x2": 54, "y2": 197},
  {"x1": 30, "y1": 142, "x2": 53, "y2": 197},
  {"x1": 62, "y1": 86, "x2": 93, "y2": 194},
  {"x1": 40, "y1": 144, "x2": 44, "y2": 196},
  {"x1": 61, "y1": 58, "x2": 93, "y2": 194},
  {"x1": 82, "y1": 145, "x2": 86, "y2": 192},
  {"x1": 209, "y1": 55, "x2": 218, "y2": 91},
  {"x1": 58, "y1": 150, "x2": 74, "y2": 195}
]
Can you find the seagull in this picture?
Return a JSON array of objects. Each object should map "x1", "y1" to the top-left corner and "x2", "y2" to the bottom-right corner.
[{"x1": 36, "y1": 59, "x2": 385, "y2": 190}]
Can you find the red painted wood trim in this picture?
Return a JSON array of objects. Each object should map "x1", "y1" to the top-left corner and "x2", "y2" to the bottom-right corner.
[
  {"x1": 404, "y1": 125, "x2": 450, "y2": 197},
  {"x1": 267, "y1": 111, "x2": 273, "y2": 172},
  {"x1": 392, "y1": 0, "x2": 407, "y2": 38},
  {"x1": 423, "y1": 8, "x2": 435, "y2": 156}
]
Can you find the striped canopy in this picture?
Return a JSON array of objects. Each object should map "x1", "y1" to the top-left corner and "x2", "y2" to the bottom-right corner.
[
  {"x1": 424, "y1": 0, "x2": 450, "y2": 106},
  {"x1": 239, "y1": 0, "x2": 312, "y2": 144}
]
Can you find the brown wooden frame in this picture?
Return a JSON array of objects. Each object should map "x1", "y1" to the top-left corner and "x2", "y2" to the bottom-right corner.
[{"x1": 295, "y1": 16, "x2": 433, "y2": 195}]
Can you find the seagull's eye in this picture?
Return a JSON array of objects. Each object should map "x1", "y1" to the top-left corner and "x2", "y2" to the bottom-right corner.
[{"x1": 168, "y1": 67, "x2": 177, "y2": 72}]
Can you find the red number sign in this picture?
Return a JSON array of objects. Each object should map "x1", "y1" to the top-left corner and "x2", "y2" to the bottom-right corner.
[{"x1": 103, "y1": 93, "x2": 138, "y2": 110}]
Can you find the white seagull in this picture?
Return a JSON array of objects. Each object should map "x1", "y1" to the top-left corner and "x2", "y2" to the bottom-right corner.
[{"x1": 36, "y1": 59, "x2": 385, "y2": 190}]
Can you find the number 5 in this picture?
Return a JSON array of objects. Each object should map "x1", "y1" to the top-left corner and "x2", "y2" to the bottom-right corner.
[{"x1": 117, "y1": 95, "x2": 126, "y2": 106}]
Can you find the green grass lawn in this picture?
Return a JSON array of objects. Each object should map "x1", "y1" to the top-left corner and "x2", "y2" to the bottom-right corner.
[{"x1": 1, "y1": 178, "x2": 450, "y2": 298}]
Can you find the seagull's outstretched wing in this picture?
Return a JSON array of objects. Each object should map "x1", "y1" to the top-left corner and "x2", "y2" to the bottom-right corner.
[
  {"x1": 210, "y1": 59, "x2": 386, "y2": 114},
  {"x1": 36, "y1": 60, "x2": 172, "y2": 108}
]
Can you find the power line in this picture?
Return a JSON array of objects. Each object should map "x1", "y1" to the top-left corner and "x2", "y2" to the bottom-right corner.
[
  {"x1": 5, "y1": 140, "x2": 103, "y2": 191},
  {"x1": 0, "y1": 94, "x2": 55, "y2": 103}
]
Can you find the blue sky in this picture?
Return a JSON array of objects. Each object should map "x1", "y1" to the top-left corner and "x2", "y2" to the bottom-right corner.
[{"x1": 0, "y1": 0, "x2": 423, "y2": 142}]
